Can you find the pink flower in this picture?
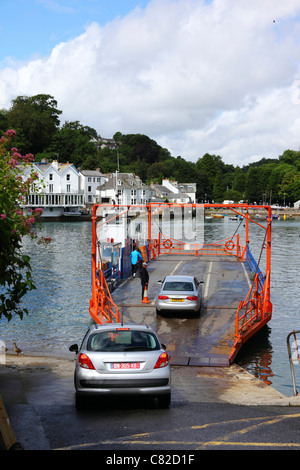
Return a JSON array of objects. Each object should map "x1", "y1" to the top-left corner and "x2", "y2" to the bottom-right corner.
[
  {"x1": 23, "y1": 153, "x2": 34, "y2": 163},
  {"x1": 5, "y1": 129, "x2": 16, "y2": 138},
  {"x1": 12, "y1": 151, "x2": 22, "y2": 159},
  {"x1": 8, "y1": 158, "x2": 18, "y2": 168},
  {"x1": 1, "y1": 214, "x2": 6, "y2": 220}
]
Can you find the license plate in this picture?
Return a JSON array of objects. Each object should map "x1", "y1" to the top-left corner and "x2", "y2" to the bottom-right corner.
[
  {"x1": 171, "y1": 298, "x2": 184, "y2": 302},
  {"x1": 111, "y1": 363, "x2": 140, "y2": 369}
]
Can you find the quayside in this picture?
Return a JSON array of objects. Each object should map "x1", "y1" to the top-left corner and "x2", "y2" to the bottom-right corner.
[{"x1": 89, "y1": 203, "x2": 272, "y2": 366}]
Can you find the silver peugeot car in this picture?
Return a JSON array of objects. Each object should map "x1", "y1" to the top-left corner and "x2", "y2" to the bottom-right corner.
[
  {"x1": 69, "y1": 323, "x2": 171, "y2": 409},
  {"x1": 155, "y1": 275, "x2": 203, "y2": 316}
]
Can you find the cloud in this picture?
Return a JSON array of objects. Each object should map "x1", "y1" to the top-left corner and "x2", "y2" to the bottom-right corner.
[
  {"x1": 37, "y1": 0, "x2": 76, "y2": 14},
  {"x1": 1, "y1": 0, "x2": 300, "y2": 166}
]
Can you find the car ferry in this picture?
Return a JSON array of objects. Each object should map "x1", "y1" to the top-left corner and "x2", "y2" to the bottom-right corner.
[{"x1": 88, "y1": 203, "x2": 272, "y2": 366}]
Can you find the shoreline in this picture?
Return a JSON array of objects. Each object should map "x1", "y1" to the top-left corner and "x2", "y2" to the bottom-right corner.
[
  {"x1": 38, "y1": 207, "x2": 300, "y2": 222},
  {"x1": 2, "y1": 350, "x2": 300, "y2": 407}
]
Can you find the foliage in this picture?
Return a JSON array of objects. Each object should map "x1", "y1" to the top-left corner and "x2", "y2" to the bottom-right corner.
[
  {"x1": 0, "y1": 130, "x2": 45, "y2": 321},
  {"x1": 5, "y1": 94, "x2": 62, "y2": 155},
  {"x1": 47, "y1": 120, "x2": 98, "y2": 167}
]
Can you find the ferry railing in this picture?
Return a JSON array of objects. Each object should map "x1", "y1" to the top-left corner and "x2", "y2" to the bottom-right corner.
[
  {"x1": 89, "y1": 268, "x2": 120, "y2": 324},
  {"x1": 231, "y1": 270, "x2": 272, "y2": 360},
  {"x1": 89, "y1": 224, "x2": 120, "y2": 324},
  {"x1": 149, "y1": 233, "x2": 246, "y2": 260}
]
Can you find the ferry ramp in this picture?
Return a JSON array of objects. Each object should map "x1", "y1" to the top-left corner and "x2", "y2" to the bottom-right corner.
[{"x1": 111, "y1": 255, "x2": 252, "y2": 367}]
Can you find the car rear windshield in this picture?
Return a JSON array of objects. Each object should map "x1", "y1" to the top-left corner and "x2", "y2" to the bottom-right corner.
[
  {"x1": 87, "y1": 330, "x2": 161, "y2": 352},
  {"x1": 163, "y1": 281, "x2": 194, "y2": 291}
]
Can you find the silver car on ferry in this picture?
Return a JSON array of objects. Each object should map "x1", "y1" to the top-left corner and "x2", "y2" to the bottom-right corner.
[{"x1": 155, "y1": 275, "x2": 203, "y2": 316}]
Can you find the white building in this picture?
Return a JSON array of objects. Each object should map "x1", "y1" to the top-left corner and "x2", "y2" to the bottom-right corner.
[
  {"x1": 97, "y1": 173, "x2": 154, "y2": 206},
  {"x1": 150, "y1": 179, "x2": 196, "y2": 203},
  {"x1": 79, "y1": 169, "x2": 106, "y2": 205},
  {"x1": 294, "y1": 200, "x2": 300, "y2": 209},
  {"x1": 21, "y1": 161, "x2": 84, "y2": 218}
]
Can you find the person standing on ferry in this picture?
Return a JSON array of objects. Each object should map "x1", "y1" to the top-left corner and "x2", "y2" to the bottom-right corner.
[{"x1": 130, "y1": 247, "x2": 143, "y2": 277}]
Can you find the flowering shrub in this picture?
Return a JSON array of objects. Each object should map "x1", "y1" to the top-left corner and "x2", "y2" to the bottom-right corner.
[{"x1": 0, "y1": 130, "x2": 46, "y2": 321}]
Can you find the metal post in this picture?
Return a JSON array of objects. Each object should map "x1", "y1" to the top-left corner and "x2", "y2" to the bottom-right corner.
[{"x1": 287, "y1": 331, "x2": 300, "y2": 396}]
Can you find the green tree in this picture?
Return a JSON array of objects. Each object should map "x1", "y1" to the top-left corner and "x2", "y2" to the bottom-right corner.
[
  {"x1": 50, "y1": 121, "x2": 97, "y2": 167},
  {"x1": 0, "y1": 130, "x2": 45, "y2": 321},
  {"x1": 233, "y1": 167, "x2": 246, "y2": 195},
  {"x1": 279, "y1": 169, "x2": 300, "y2": 203},
  {"x1": 244, "y1": 167, "x2": 260, "y2": 203},
  {"x1": 213, "y1": 171, "x2": 225, "y2": 201},
  {"x1": 7, "y1": 94, "x2": 62, "y2": 154},
  {"x1": 194, "y1": 169, "x2": 210, "y2": 202}
]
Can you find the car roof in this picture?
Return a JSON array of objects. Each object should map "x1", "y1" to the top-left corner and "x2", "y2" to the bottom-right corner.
[
  {"x1": 164, "y1": 275, "x2": 195, "y2": 282},
  {"x1": 89, "y1": 323, "x2": 154, "y2": 333}
]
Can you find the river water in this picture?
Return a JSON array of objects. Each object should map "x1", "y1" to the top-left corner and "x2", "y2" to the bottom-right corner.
[{"x1": 0, "y1": 216, "x2": 299, "y2": 396}]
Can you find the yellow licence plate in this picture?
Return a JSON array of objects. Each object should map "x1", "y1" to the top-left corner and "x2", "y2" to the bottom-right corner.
[{"x1": 171, "y1": 299, "x2": 184, "y2": 302}]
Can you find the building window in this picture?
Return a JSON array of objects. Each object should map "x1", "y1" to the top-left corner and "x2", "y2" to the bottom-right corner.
[
  {"x1": 66, "y1": 174, "x2": 70, "y2": 181},
  {"x1": 49, "y1": 174, "x2": 53, "y2": 180},
  {"x1": 117, "y1": 180, "x2": 121, "y2": 186},
  {"x1": 88, "y1": 186, "x2": 92, "y2": 192},
  {"x1": 131, "y1": 189, "x2": 136, "y2": 195},
  {"x1": 67, "y1": 184, "x2": 71, "y2": 193},
  {"x1": 49, "y1": 184, "x2": 53, "y2": 193}
]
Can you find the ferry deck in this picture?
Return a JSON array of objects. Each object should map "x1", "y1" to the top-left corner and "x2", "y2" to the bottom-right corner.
[{"x1": 110, "y1": 254, "x2": 252, "y2": 367}]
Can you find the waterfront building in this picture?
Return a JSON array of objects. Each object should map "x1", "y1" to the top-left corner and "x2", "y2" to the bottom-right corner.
[
  {"x1": 79, "y1": 169, "x2": 106, "y2": 206},
  {"x1": 19, "y1": 162, "x2": 197, "y2": 218},
  {"x1": 150, "y1": 179, "x2": 196, "y2": 203},
  {"x1": 20, "y1": 160, "x2": 84, "y2": 218},
  {"x1": 294, "y1": 200, "x2": 300, "y2": 210},
  {"x1": 97, "y1": 172, "x2": 155, "y2": 206}
]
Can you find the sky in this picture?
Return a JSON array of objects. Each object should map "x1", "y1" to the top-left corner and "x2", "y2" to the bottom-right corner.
[{"x1": 1, "y1": 0, "x2": 300, "y2": 167}]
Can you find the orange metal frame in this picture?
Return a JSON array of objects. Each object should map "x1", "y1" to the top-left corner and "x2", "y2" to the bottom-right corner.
[{"x1": 90, "y1": 203, "x2": 272, "y2": 360}]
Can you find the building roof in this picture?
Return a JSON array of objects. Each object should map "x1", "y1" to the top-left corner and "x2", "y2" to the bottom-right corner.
[
  {"x1": 80, "y1": 170, "x2": 105, "y2": 177},
  {"x1": 99, "y1": 173, "x2": 149, "y2": 191}
]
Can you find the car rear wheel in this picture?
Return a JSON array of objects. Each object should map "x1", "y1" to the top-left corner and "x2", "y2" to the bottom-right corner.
[
  {"x1": 156, "y1": 393, "x2": 171, "y2": 408},
  {"x1": 75, "y1": 393, "x2": 86, "y2": 410}
]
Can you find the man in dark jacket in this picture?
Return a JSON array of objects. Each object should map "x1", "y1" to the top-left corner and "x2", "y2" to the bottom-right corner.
[{"x1": 140, "y1": 262, "x2": 149, "y2": 300}]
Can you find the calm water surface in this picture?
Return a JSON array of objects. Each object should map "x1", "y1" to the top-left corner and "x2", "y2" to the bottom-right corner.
[{"x1": 0, "y1": 217, "x2": 299, "y2": 396}]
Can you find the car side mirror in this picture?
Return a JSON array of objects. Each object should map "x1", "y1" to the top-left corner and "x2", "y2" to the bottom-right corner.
[
  {"x1": 161, "y1": 343, "x2": 167, "y2": 350},
  {"x1": 69, "y1": 344, "x2": 78, "y2": 354},
  {"x1": 157, "y1": 280, "x2": 163, "y2": 283}
]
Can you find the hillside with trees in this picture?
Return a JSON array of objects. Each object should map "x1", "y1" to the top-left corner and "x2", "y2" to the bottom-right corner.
[{"x1": 1, "y1": 93, "x2": 299, "y2": 205}]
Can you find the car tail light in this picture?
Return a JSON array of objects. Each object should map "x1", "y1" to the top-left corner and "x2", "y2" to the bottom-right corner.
[
  {"x1": 158, "y1": 295, "x2": 169, "y2": 300},
  {"x1": 154, "y1": 352, "x2": 169, "y2": 369},
  {"x1": 187, "y1": 296, "x2": 198, "y2": 301},
  {"x1": 78, "y1": 353, "x2": 95, "y2": 370}
]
